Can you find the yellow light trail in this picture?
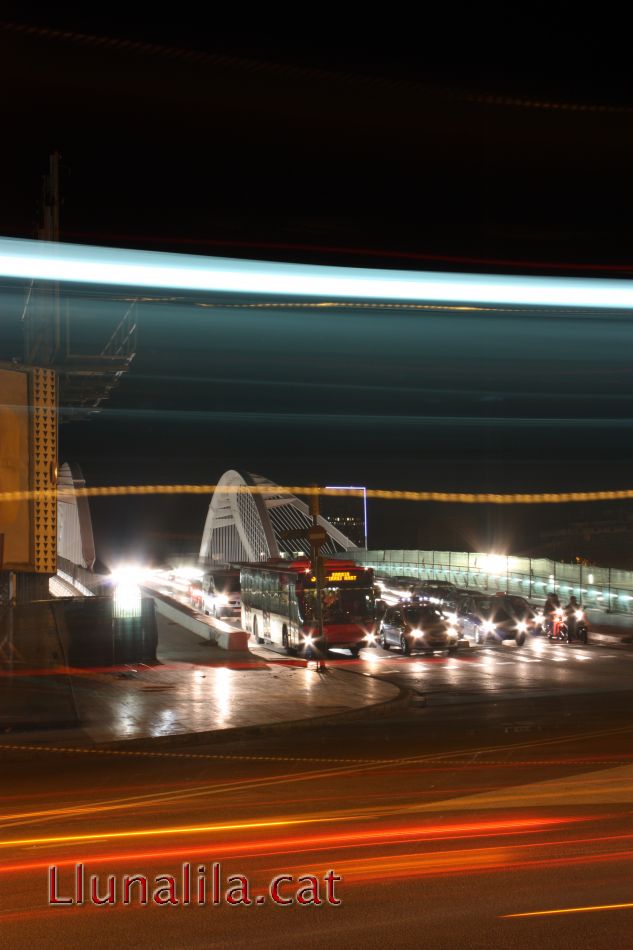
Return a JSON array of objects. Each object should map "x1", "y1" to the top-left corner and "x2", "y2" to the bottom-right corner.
[
  {"x1": 0, "y1": 815, "x2": 341, "y2": 850},
  {"x1": 3, "y1": 483, "x2": 633, "y2": 505},
  {"x1": 502, "y1": 901, "x2": 633, "y2": 918}
]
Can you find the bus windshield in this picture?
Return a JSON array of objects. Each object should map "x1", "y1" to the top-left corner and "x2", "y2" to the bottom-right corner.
[{"x1": 302, "y1": 587, "x2": 374, "y2": 623}]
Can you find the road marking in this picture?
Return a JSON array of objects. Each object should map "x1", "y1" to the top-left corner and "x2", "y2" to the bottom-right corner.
[
  {"x1": 5, "y1": 718, "x2": 633, "y2": 769},
  {"x1": 0, "y1": 743, "x2": 388, "y2": 766}
]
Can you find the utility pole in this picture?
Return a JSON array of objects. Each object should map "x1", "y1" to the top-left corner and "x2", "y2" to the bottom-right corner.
[
  {"x1": 279, "y1": 489, "x2": 329, "y2": 672},
  {"x1": 38, "y1": 151, "x2": 61, "y2": 243},
  {"x1": 308, "y1": 488, "x2": 327, "y2": 673},
  {"x1": 25, "y1": 152, "x2": 63, "y2": 367}
]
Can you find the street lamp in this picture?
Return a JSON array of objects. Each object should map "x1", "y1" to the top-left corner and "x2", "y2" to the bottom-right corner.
[{"x1": 325, "y1": 485, "x2": 368, "y2": 550}]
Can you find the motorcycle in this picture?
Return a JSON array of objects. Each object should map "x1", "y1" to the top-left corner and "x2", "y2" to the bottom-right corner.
[{"x1": 545, "y1": 606, "x2": 589, "y2": 644}]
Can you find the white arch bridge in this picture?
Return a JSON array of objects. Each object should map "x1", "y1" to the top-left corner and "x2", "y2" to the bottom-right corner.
[{"x1": 199, "y1": 470, "x2": 358, "y2": 565}]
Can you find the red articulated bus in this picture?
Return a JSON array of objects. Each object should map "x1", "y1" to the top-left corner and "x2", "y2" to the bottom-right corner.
[{"x1": 240, "y1": 558, "x2": 376, "y2": 657}]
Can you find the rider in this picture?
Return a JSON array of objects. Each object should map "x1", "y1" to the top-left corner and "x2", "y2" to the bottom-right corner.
[
  {"x1": 565, "y1": 595, "x2": 580, "y2": 642},
  {"x1": 542, "y1": 592, "x2": 560, "y2": 636}
]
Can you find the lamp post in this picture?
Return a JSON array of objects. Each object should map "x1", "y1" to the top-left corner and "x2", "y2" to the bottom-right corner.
[{"x1": 325, "y1": 486, "x2": 368, "y2": 550}]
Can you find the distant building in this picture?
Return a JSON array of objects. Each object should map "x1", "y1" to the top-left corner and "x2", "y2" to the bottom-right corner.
[{"x1": 325, "y1": 514, "x2": 365, "y2": 549}]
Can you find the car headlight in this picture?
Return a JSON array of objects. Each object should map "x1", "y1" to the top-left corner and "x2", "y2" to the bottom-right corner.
[
  {"x1": 303, "y1": 634, "x2": 314, "y2": 648},
  {"x1": 445, "y1": 612, "x2": 458, "y2": 624},
  {"x1": 517, "y1": 621, "x2": 528, "y2": 633},
  {"x1": 447, "y1": 626, "x2": 457, "y2": 637},
  {"x1": 365, "y1": 631, "x2": 377, "y2": 645},
  {"x1": 411, "y1": 629, "x2": 423, "y2": 639},
  {"x1": 482, "y1": 621, "x2": 495, "y2": 633}
]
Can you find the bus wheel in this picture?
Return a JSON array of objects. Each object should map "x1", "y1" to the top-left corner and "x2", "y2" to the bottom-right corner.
[
  {"x1": 282, "y1": 626, "x2": 292, "y2": 655},
  {"x1": 253, "y1": 616, "x2": 264, "y2": 645}
]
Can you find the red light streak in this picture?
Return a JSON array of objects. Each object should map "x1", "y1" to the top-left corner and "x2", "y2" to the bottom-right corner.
[{"x1": 0, "y1": 815, "x2": 586, "y2": 876}]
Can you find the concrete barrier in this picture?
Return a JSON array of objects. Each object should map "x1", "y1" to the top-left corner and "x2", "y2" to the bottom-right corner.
[
  {"x1": 147, "y1": 588, "x2": 251, "y2": 652},
  {"x1": 214, "y1": 628, "x2": 250, "y2": 650}
]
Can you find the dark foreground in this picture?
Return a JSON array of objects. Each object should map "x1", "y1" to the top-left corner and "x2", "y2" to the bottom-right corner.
[{"x1": 1, "y1": 642, "x2": 633, "y2": 949}]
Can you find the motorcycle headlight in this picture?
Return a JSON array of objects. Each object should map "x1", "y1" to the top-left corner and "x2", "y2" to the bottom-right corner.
[{"x1": 575, "y1": 610, "x2": 584, "y2": 621}]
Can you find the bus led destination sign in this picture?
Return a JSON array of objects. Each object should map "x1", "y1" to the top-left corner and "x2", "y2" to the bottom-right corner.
[
  {"x1": 309, "y1": 572, "x2": 359, "y2": 584},
  {"x1": 327, "y1": 571, "x2": 358, "y2": 583}
]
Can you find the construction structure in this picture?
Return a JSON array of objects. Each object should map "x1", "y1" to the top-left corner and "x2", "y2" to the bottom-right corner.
[
  {"x1": 1, "y1": 153, "x2": 137, "y2": 608},
  {"x1": 21, "y1": 152, "x2": 137, "y2": 420}
]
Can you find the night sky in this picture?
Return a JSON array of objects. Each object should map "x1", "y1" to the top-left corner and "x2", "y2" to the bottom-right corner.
[{"x1": 3, "y1": 20, "x2": 633, "y2": 566}]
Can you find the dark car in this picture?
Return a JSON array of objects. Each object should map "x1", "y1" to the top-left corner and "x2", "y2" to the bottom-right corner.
[
  {"x1": 389, "y1": 575, "x2": 421, "y2": 592},
  {"x1": 457, "y1": 593, "x2": 536, "y2": 646},
  {"x1": 379, "y1": 602, "x2": 460, "y2": 655},
  {"x1": 412, "y1": 581, "x2": 461, "y2": 611}
]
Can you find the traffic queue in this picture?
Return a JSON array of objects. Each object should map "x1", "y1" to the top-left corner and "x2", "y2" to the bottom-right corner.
[
  {"x1": 185, "y1": 566, "x2": 590, "y2": 658},
  {"x1": 374, "y1": 577, "x2": 590, "y2": 655}
]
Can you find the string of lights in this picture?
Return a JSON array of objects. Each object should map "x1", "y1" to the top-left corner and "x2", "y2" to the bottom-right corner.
[{"x1": 3, "y1": 484, "x2": 633, "y2": 505}]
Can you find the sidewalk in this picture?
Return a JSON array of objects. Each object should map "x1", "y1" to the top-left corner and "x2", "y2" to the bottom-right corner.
[{"x1": 0, "y1": 613, "x2": 403, "y2": 747}]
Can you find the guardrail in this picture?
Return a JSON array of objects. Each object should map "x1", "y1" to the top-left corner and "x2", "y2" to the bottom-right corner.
[{"x1": 334, "y1": 549, "x2": 633, "y2": 617}]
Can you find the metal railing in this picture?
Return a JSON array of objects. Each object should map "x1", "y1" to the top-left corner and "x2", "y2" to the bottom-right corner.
[{"x1": 335, "y1": 549, "x2": 633, "y2": 616}]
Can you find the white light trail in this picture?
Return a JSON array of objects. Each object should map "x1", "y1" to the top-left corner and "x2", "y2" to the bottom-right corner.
[{"x1": 2, "y1": 237, "x2": 633, "y2": 309}]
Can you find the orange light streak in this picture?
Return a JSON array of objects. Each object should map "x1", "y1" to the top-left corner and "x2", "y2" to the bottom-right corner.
[{"x1": 502, "y1": 901, "x2": 633, "y2": 918}]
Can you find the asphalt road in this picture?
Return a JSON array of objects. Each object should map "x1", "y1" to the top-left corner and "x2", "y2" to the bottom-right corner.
[{"x1": 1, "y1": 639, "x2": 633, "y2": 949}]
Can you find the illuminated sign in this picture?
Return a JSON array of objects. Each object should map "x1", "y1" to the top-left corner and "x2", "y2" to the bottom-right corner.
[
  {"x1": 307, "y1": 570, "x2": 361, "y2": 584},
  {"x1": 327, "y1": 571, "x2": 358, "y2": 582}
]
